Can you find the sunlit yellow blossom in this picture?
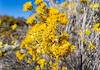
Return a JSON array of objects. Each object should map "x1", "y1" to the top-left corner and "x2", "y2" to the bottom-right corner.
[
  {"x1": 36, "y1": 45, "x2": 48, "y2": 54},
  {"x1": 32, "y1": 51, "x2": 36, "y2": 61},
  {"x1": 93, "y1": 23, "x2": 100, "y2": 32},
  {"x1": 11, "y1": 24, "x2": 17, "y2": 30},
  {"x1": 88, "y1": 43, "x2": 96, "y2": 50},
  {"x1": 23, "y1": 2, "x2": 33, "y2": 11},
  {"x1": 26, "y1": 15, "x2": 35, "y2": 24},
  {"x1": 35, "y1": 0, "x2": 43, "y2": 5},
  {"x1": 49, "y1": 8, "x2": 59, "y2": 16},
  {"x1": 90, "y1": 3, "x2": 100, "y2": 11},
  {"x1": 16, "y1": 51, "x2": 25, "y2": 61},
  {"x1": 27, "y1": 58, "x2": 32, "y2": 64},
  {"x1": 70, "y1": 45, "x2": 76, "y2": 52},
  {"x1": 50, "y1": 41, "x2": 73, "y2": 58},
  {"x1": 37, "y1": 58, "x2": 46, "y2": 68},
  {"x1": 46, "y1": 15, "x2": 58, "y2": 24},
  {"x1": 0, "y1": 41, "x2": 2, "y2": 46},
  {"x1": 0, "y1": 50, "x2": 7, "y2": 57},
  {"x1": 60, "y1": 42, "x2": 70, "y2": 49},
  {"x1": 58, "y1": 13, "x2": 68, "y2": 25},
  {"x1": 36, "y1": 6, "x2": 45, "y2": 14},
  {"x1": 62, "y1": 32, "x2": 69, "y2": 39},
  {"x1": 40, "y1": 14, "x2": 47, "y2": 20},
  {"x1": 4, "y1": 43, "x2": 8, "y2": 47},
  {"x1": 40, "y1": 2, "x2": 46, "y2": 8},
  {"x1": 50, "y1": 44, "x2": 59, "y2": 57},
  {"x1": 85, "y1": 28, "x2": 91, "y2": 36},
  {"x1": 51, "y1": 63, "x2": 58, "y2": 70},
  {"x1": 35, "y1": 66, "x2": 40, "y2": 70},
  {"x1": 28, "y1": 48, "x2": 33, "y2": 55}
]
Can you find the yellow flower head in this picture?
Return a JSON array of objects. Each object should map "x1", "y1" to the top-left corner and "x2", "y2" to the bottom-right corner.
[
  {"x1": 26, "y1": 58, "x2": 32, "y2": 64},
  {"x1": 35, "y1": 0, "x2": 43, "y2": 5},
  {"x1": 16, "y1": 51, "x2": 25, "y2": 61},
  {"x1": 0, "y1": 41, "x2": 3, "y2": 46},
  {"x1": 50, "y1": 44, "x2": 59, "y2": 57},
  {"x1": 70, "y1": 45, "x2": 76, "y2": 52},
  {"x1": 49, "y1": 8, "x2": 59, "y2": 16},
  {"x1": 11, "y1": 24, "x2": 17, "y2": 30},
  {"x1": 88, "y1": 43, "x2": 96, "y2": 50},
  {"x1": 35, "y1": 66, "x2": 40, "y2": 70},
  {"x1": 51, "y1": 63, "x2": 58, "y2": 70},
  {"x1": 26, "y1": 15, "x2": 35, "y2": 24},
  {"x1": 90, "y1": 3, "x2": 100, "y2": 11},
  {"x1": 27, "y1": 47, "x2": 33, "y2": 55},
  {"x1": 40, "y1": 2, "x2": 47, "y2": 8},
  {"x1": 93, "y1": 23, "x2": 100, "y2": 32},
  {"x1": 23, "y1": 2, "x2": 33, "y2": 11},
  {"x1": 58, "y1": 13, "x2": 69, "y2": 25},
  {"x1": 36, "y1": 6, "x2": 45, "y2": 14},
  {"x1": 37, "y1": 58, "x2": 46, "y2": 68},
  {"x1": 85, "y1": 28, "x2": 91, "y2": 36}
]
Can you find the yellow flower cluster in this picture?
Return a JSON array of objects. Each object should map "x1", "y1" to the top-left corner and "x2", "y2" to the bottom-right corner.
[
  {"x1": 50, "y1": 41, "x2": 76, "y2": 58},
  {"x1": 93, "y1": 23, "x2": 100, "y2": 32},
  {"x1": 58, "y1": 13, "x2": 68, "y2": 25},
  {"x1": 51, "y1": 63, "x2": 58, "y2": 70},
  {"x1": 23, "y1": 2, "x2": 33, "y2": 11},
  {"x1": 90, "y1": 3, "x2": 100, "y2": 11},
  {"x1": 16, "y1": 51, "x2": 25, "y2": 61},
  {"x1": 26, "y1": 15, "x2": 35, "y2": 25},
  {"x1": 35, "y1": 66, "x2": 40, "y2": 70},
  {"x1": 25, "y1": 0, "x2": 68, "y2": 25},
  {"x1": 0, "y1": 41, "x2": 2, "y2": 46},
  {"x1": 11, "y1": 24, "x2": 17, "y2": 30},
  {"x1": 88, "y1": 43, "x2": 96, "y2": 50},
  {"x1": 85, "y1": 28, "x2": 91, "y2": 36},
  {"x1": 35, "y1": 0, "x2": 43, "y2": 5},
  {"x1": 37, "y1": 58, "x2": 46, "y2": 68},
  {"x1": 49, "y1": 8, "x2": 59, "y2": 16},
  {"x1": 36, "y1": 5, "x2": 45, "y2": 14}
]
